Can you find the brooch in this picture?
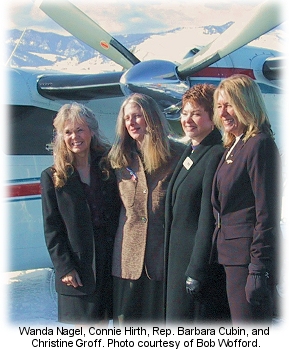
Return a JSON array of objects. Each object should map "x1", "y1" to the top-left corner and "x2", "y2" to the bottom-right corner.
[{"x1": 126, "y1": 167, "x2": 138, "y2": 181}]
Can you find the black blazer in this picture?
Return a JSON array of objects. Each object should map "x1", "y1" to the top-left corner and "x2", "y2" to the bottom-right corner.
[
  {"x1": 165, "y1": 128, "x2": 224, "y2": 284},
  {"x1": 211, "y1": 132, "x2": 282, "y2": 274},
  {"x1": 40, "y1": 150, "x2": 120, "y2": 296}
]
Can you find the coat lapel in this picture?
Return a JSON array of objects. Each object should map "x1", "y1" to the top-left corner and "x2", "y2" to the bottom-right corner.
[
  {"x1": 226, "y1": 138, "x2": 245, "y2": 163},
  {"x1": 170, "y1": 129, "x2": 222, "y2": 207},
  {"x1": 169, "y1": 145, "x2": 192, "y2": 187},
  {"x1": 173, "y1": 132, "x2": 221, "y2": 187},
  {"x1": 170, "y1": 144, "x2": 212, "y2": 206}
]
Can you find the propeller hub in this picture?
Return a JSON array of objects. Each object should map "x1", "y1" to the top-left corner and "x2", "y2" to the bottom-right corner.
[{"x1": 120, "y1": 60, "x2": 189, "y2": 109}]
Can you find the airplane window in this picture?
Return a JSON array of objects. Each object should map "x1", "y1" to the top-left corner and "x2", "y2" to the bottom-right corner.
[{"x1": 7, "y1": 105, "x2": 55, "y2": 155}]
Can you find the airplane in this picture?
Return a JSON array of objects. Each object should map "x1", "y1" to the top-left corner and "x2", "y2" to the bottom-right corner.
[{"x1": 5, "y1": 0, "x2": 285, "y2": 272}]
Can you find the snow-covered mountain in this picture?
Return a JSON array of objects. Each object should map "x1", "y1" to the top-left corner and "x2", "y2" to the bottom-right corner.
[{"x1": 5, "y1": 23, "x2": 285, "y2": 73}]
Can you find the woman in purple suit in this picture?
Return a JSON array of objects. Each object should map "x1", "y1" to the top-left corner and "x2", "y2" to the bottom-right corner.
[{"x1": 211, "y1": 74, "x2": 282, "y2": 323}]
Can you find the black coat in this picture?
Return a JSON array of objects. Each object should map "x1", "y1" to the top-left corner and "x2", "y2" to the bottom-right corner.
[
  {"x1": 40, "y1": 150, "x2": 120, "y2": 296},
  {"x1": 165, "y1": 128, "x2": 227, "y2": 321}
]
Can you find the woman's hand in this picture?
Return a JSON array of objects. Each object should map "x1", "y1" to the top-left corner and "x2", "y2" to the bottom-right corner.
[
  {"x1": 186, "y1": 276, "x2": 201, "y2": 295},
  {"x1": 245, "y1": 263, "x2": 270, "y2": 306},
  {"x1": 61, "y1": 269, "x2": 83, "y2": 288}
]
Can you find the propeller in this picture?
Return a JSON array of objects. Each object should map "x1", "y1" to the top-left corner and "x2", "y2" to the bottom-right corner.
[
  {"x1": 177, "y1": 0, "x2": 283, "y2": 79},
  {"x1": 35, "y1": 0, "x2": 140, "y2": 69},
  {"x1": 36, "y1": 0, "x2": 283, "y2": 120}
]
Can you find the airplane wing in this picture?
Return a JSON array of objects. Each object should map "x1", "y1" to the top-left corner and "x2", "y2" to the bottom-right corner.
[
  {"x1": 176, "y1": 0, "x2": 282, "y2": 79},
  {"x1": 36, "y1": 0, "x2": 140, "y2": 69}
]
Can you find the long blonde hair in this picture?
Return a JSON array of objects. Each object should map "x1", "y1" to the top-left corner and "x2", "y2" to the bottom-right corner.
[
  {"x1": 52, "y1": 102, "x2": 110, "y2": 188},
  {"x1": 213, "y1": 74, "x2": 274, "y2": 148},
  {"x1": 108, "y1": 93, "x2": 172, "y2": 173}
]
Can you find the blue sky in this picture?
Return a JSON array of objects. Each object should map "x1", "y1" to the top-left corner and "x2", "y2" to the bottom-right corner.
[{"x1": 5, "y1": 0, "x2": 285, "y2": 36}]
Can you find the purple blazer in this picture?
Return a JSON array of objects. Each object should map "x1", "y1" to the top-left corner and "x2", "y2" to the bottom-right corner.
[{"x1": 211, "y1": 132, "x2": 282, "y2": 275}]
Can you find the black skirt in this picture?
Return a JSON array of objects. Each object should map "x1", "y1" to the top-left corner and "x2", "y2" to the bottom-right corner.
[
  {"x1": 58, "y1": 226, "x2": 113, "y2": 324},
  {"x1": 113, "y1": 269, "x2": 165, "y2": 324}
]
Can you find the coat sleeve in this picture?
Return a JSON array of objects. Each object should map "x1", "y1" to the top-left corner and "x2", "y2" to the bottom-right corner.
[
  {"x1": 246, "y1": 136, "x2": 282, "y2": 272},
  {"x1": 40, "y1": 169, "x2": 76, "y2": 278},
  {"x1": 185, "y1": 149, "x2": 223, "y2": 282}
]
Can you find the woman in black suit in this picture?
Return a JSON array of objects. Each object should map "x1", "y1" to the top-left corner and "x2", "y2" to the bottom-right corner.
[
  {"x1": 41, "y1": 102, "x2": 120, "y2": 324},
  {"x1": 165, "y1": 84, "x2": 230, "y2": 323},
  {"x1": 211, "y1": 74, "x2": 282, "y2": 322}
]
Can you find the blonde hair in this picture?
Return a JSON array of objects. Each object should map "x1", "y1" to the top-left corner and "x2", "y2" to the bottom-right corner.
[
  {"x1": 213, "y1": 74, "x2": 274, "y2": 148},
  {"x1": 108, "y1": 93, "x2": 172, "y2": 173},
  {"x1": 52, "y1": 102, "x2": 110, "y2": 188}
]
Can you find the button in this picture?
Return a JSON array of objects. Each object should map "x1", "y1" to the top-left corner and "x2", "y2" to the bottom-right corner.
[
  {"x1": 141, "y1": 217, "x2": 147, "y2": 223},
  {"x1": 143, "y1": 189, "x2": 147, "y2": 194}
]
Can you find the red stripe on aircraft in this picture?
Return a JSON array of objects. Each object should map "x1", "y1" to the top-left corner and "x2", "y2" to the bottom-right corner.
[
  {"x1": 6, "y1": 183, "x2": 41, "y2": 198},
  {"x1": 192, "y1": 67, "x2": 255, "y2": 79}
]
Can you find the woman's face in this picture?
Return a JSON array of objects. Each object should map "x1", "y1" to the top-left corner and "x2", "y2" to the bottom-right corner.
[
  {"x1": 180, "y1": 101, "x2": 214, "y2": 145},
  {"x1": 63, "y1": 119, "x2": 92, "y2": 157},
  {"x1": 216, "y1": 90, "x2": 245, "y2": 137},
  {"x1": 123, "y1": 102, "x2": 147, "y2": 145}
]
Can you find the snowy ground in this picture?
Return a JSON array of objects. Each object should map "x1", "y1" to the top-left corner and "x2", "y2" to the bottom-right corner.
[
  {"x1": 4, "y1": 268, "x2": 286, "y2": 326},
  {"x1": 4, "y1": 268, "x2": 58, "y2": 325},
  {"x1": 2, "y1": 266, "x2": 288, "y2": 350},
  {"x1": 2, "y1": 267, "x2": 288, "y2": 350}
]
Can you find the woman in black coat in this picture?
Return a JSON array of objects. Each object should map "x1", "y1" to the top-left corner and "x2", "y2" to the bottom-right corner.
[
  {"x1": 165, "y1": 84, "x2": 230, "y2": 323},
  {"x1": 41, "y1": 102, "x2": 120, "y2": 324}
]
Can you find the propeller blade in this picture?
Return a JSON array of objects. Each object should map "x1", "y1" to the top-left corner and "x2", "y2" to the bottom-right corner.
[
  {"x1": 177, "y1": 0, "x2": 283, "y2": 79},
  {"x1": 36, "y1": 0, "x2": 140, "y2": 69}
]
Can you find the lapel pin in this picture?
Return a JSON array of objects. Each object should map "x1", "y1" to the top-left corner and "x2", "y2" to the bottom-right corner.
[{"x1": 183, "y1": 156, "x2": 193, "y2": 170}]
